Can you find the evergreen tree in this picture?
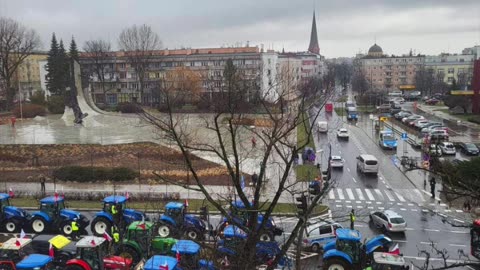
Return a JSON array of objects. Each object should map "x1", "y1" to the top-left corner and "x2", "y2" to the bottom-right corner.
[
  {"x1": 58, "y1": 40, "x2": 70, "y2": 91},
  {"x1": 69, "y1": 36, "x2": 79, "y2": 62},
  {"x1": 45, "y1": 33, "x2": 62, "y2": 95}
]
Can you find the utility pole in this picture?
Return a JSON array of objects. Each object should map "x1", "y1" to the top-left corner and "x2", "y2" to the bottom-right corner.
[{"x1": 295, "y1": 193, "x2": 308, "y2": 269}]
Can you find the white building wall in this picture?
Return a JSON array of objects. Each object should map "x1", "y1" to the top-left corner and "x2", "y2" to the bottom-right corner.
[
  {"x1": 38, "y1": 60, "x2": 50, "y2": 97},
  {"x1": 260, "y1": 51, "x2": 279, "y2": 102}
]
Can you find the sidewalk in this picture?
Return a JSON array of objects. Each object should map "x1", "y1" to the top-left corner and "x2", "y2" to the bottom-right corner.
[{"x1": 417, "y1": 104, "x2": 480, "y2": 130}]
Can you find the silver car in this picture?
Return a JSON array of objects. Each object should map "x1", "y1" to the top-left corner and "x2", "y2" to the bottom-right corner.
[
  {"x1": 369, "y1": 210, "x2": 407, "y2": 233},
  {"x1": 330, "y1": 156, "x2": 345, "y2": 169},
  {"x1": 302, "y1": 222, "x2": 342, "y2": 252}
]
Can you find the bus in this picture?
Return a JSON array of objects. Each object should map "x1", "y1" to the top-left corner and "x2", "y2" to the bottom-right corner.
[{"x1": 471, "y1": 219, "x2": 480, "y2": 259}]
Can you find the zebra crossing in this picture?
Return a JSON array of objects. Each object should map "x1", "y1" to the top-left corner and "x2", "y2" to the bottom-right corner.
[{"x1": 328, "y1": 188, "x2": 426, "y2": 204}]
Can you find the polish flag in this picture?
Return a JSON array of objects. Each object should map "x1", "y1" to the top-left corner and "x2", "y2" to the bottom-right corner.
[
  {"x1": 15, "y1": 239, "x2": 21, "y2": 247},
  {"x1": 8, "y1": 188, "x2": 14, "y2": 198},
  {"x1": 159, "y1": 262, "x2": 169, "y2": 270},
  {"x1": 176, "y1": 248, "x2": 181, "y2": 262},
  {"x1": 49, "y1": 243, "x2": 54, "y2": 257},
  {"x1": 54, "y1": 191, "x2": 59, "y2": 201},
  {"x1": 125, "y1": 192, "x2": 130, "y2": 200},
  {"x1": 136, "y1": 215, "x2": 146, "y2": 230},
  {"x1": 20, "y1": 229, "x2": 26, "y2": 239},
  {"x1": 184, "y1": 199, "x2": 189, "y2": 207},
  {"x1": 104, "y1": 232, "x2": 113, "y2": 242},
  {"x1": 90, "y1": 239, "x2": 96, "y2": 246}
]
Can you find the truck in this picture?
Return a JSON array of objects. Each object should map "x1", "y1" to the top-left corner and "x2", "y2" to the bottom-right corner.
[
  {"x1": 0, "y1": 193, "x2": 29, "y2": 233},
  {"x1": 347, "y1": 107, "x2": 358, "y2": 121},
  {"x1": 90, "y1": 195, "x2": 147, "y2": 237},
  {"x1": 318, "y1": 121, "x2": 328, "y2": 133},
  {"x1": 379, "y1": 129, "x2": 397, "y2": 150},
  {"x1": 29, "y1": 196, "x2": 89, "y2": 236}
]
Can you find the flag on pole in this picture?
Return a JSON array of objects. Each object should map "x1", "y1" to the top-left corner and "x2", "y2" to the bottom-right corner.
[
  {"x1": 103, "y1": 232, "x2": 113, "y2": 242},
  {"x1": 49, "y1": 243, "x2": 54, "y2": 257},
  {"x1": 15, "y1": 239, "x2": 21, "y2": 247},
  {"x1": 20, "y1": 229, "x2": 26, "y2": 239},
  {"x1": 90, "y1": 239, "x2": 96, "y2": 246},
  {"x1": 54, "y1": 191, "x2": 59, "y2": 201},
  {"x1": 125, "y1": 191, "x2": 130, "y2": 200},
  {"x1": 176, "y1": 248, "x2": 181, "y2": 262},
  {"x1": 184, "y1": 199, "x2": 189, "y2": 208},
  {"x1": 8, "y1": 188, "x2": 14, "y2": 198},
  {"x1": 159, "y1": 262, "x2": 169, "y2": 270},
  {"x1": 136, "y1": 215, "x2": 146, "y2": 230}
]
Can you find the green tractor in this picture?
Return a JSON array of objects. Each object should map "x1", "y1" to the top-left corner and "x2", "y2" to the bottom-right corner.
[{"x1": 115, "y1": 221, "x2": 178, "y2": 265}]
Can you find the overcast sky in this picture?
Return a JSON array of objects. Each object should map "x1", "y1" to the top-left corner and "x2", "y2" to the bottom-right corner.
[{"x1": 1, "y1": 0, "x2": 480, "y2": 58}]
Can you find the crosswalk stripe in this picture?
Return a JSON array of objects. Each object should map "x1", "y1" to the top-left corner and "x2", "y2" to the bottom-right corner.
[
  {"x1": 328, "y1": 190, "x2": 335, "y2": 199},
  {"x1": 383, "y1": 190, "x2": 395, "y2": 201},
  {"x1": 346, "y1": 188, "x2": 355, "y2": 200},
  {"x1": 394, "y1": 192, "x2": 406, "y2": 202},
  {"x1": 364, "y1": 189, "x2": 375, "y2": 200},
  {"x1": 414, "y1": 189, "x2": 425, "y2": 202},
  {"x1": 337, "y1": 189, "x2": 345, "y2": 200},
  {"x1": 374, "y1": 189, "x2": 385, "y2": 201},
  {"x1": 355, "y1": 188, "x2": 365, "y2": 200}
]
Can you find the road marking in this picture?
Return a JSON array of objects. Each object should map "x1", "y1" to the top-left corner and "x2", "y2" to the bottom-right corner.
[
  {"x1": 455, "y1": 209, "x2": 464, "y2": 213},
  {"x1": 449, "y1": 244, "x2": 467, "y2": 247},
  {"x1": 347, "y1": 168, "x2": 350, "y2": 172},
  {"x1": 453, "y1": 219, "x2": 465, "y2": 224},
  {"x1": 376, "y1": 202, "x2": 382, "y2": 205},
  {"x1": 357, "y1": 205, "x2": 364, "y2": 209},
  {"x1": 356, "y1": 201, "x2": 361, "y2": 204},
  {"x1": 352, "y1": 177, "x2": 357, "y2": 183},
  {"x1": 329, "y1": 190, "x2": 335, "y2": 199},
  {"x1": 408, "y1": 203, "x2": 414, "y2": 206},
  {"x1": 394, "y1": 192, "x2": 406, "y2": 202},
  {"x1": 337, "y1": 189, "x2": 345, "y2": 200},
  {"x1": 336, "y1": 205, "x2": 342, "y2": 208},
  {"x1": 414, "y1": 189, "x2": 425, "y2": 202},
  {"x1": 450, "y1": 230, "x2": 469, "y2": 234},
  {"x1": 397, "y1": 203, "x2": 403, "y2": 206},
  {"x1": 383, "y1": 190, "x2": 395, "y2": 201},
  {"x1": 438, "y1": 213, "x2": 447, "y2": 218},
  {"x1": 400, "y1": 208, "x2": 406, "y2": 211},
  {"x1": 346, "y1": 200, "x2": 351, "y2": 203},
  {"x1": 422, "y1": 209, "x2": 429, "y2": 212},
  {"x1": 420, "y1": 242, "x2": 437, "y2": 245},
  {"x1": 374, "y1": 189, "x2": 385, "y2": 200},
  {"x1": 346, "y1": 188, "x2": 355, "y2": 200},
  {"x1": 444, "y1": 209, "x2": 451, "y2": 212},
  {"x1": 411, "y1": 209, "x2": 418, "y2": 212},
  {"x1": 395, "y1": 240, "x2": 408, "y2": 243},
  {"x1": 406, "y1": 228, "x2": 414, "y2": 231},
  {"x1": 366, "y1": 201, "x2": 372, "y2": 204},
  {"x1": 424, "y1": 229, "x2": 440, "y2": 232},
  {"x1": 378, "y1": 207, "x2": 384, "y2": 210},
  {"x1": 364, "y1": 189, "x2": 375, "y2": 200},
  {"x1": 440, "y1": 203, "x2": 447, "y2": 207},
  {"x1": 346, "y1": 205, "x2": 353, "y2": 208},
  {"x1": 355, "y1": 188, "x2": 365, "y2": 200},
  {"x1": 367, "y1": 206, "x2": 374, "y2": 209}
]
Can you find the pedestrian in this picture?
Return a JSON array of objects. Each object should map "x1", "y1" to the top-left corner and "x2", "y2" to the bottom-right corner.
[
  {"x1": 71, "y1": 218, "x2": 79, "y2": 240},
  {"x1": 10, "y1": 116, "x2": 16, "y2": 128},
  {"x1": 429, "y1": 177, "x2": 436, "y2": 199},
  {"x1": 251, "y1": 137, "x2": 257, "y2": 148},
  {"x1": 111, "y1": 203, "x2": 120, "y2": 224},
  {"x1": 251, "y1": 172, "x2": 258, "y2": 186},
  {"x1": 8, "y1": 188, "x2": 14, "y2": 198},
  {"x1": 463, "y1": 200, "x2": 472, "y2": 212},
  {"x1": 350, "y1": 209, "x2": 356, "y2": 230},
  {"x1": 39, "y1": 174, "x2": 46, "y2": 196}
]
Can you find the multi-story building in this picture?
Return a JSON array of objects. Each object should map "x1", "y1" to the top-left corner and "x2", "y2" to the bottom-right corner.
[
  {"x1": 462, "y1": 46, "x2": 480, "y2": 60},
  {"x1": 425, "y1": 53, "x2": 475, "y2": 86},
  {"x1": 14, "y1": 52, "x2": 48, "y2": 100},
  {"x1": 354, "y1": 43, "x2": 424, "y2": 91}
]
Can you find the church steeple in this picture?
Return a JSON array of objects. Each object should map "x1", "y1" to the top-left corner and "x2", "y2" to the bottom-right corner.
[{"x1": 308, "y1": 11, "x2": 320, "y2": 54}]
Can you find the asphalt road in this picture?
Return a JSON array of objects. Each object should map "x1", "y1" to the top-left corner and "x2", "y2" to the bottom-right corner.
[{"x1": 301, "y1": 95, "x2": 477, "y2": 269}]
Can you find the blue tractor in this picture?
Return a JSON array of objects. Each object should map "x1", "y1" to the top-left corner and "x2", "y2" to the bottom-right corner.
[
  {"x1": 91, "y1": 195, "x2": 147, "y2": 236},
  {"x1": 156, "y1": 202, "x2": 208, "y2": 241},
  {"x1": 322, "y1": 229, "x2": 399, "y2": 270},
  {"x1": 216, "y1": 225, "x2": 291, "y2": 269},
  {"x1": 0, "y1": 193, "x2": 29, "y2": 233},
  {"x1": 29, "y1": 196, "x2": 89, "y2": 236},
  {"x1": 216, "y1": 200, "x2": 283, "y2": 242}
]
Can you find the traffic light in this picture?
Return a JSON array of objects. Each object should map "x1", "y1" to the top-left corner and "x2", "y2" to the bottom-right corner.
[{"x1": 296, "y1": 195, "x2": 308, "y2": 216}]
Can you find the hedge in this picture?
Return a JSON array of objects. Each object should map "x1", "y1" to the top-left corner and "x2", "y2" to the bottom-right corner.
[
  {"x1": 53, "y1": 166, "x2": 139, "y2": 182},
  {"x1": 47, "y1": 95, "x2": 65, "y2": 114},
  {"x1": 12, "y1": 104, "x2": 46, "y2": 118},
  {"x1": 117, "y1": 102, "x2": 143, "y2": 113}
]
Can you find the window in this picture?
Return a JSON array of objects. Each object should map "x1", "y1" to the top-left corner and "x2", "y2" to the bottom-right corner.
[
  {"x1": 155, "y1": 73, "x2": 160, "y2": 78},
  {"x1": 201, "y1": 61, "x2": 208, "y2": 66},
  {"x1": 460, "y1": 59, "x2": 465, "y2": 62},
  {"x1": 121, "y1": 83, "x2": 127, "y2": 89},
  {"x1": 119, "y1": 63, "x2": 126, "y2": 69},
  {"x1": 106, "y1": 94, "x2": 117, "y2": 105},
  {"x1": 448, "y1": 77, "x2": 454, "y2": 82},
  {"x1": 214, "y1": 61, "x2": 221, "y2": 66},
  {"x1": 319, "y1": 226, "x2": 332, "y2": 235},
  {"x1": 458, "y1": 68, "x2": 465, "y2": 74},
  {"x1": 448, "y1": 68, "x2": 454, "y2": 74},
  {"x1": 119, "y1": 72, "x2": 126, "y2": 79}
]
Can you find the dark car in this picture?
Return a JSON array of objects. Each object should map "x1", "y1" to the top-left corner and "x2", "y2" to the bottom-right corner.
[
  {"x1": 425, "y1": 98, "x2": 440, "y2": 105},
  {"x1": 394, "y1": 111, "x2": 412, "y2": 120},
  {"x1": 30, "y1": 234, "x2": 77, "y2": 267},
  {"x1": 458, "y1": 142, "x2": 479, "y2": 156}
]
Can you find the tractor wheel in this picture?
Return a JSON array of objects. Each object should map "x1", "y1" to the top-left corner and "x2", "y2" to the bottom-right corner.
[
  {"x1": 31, "y1": 216, "x2": 46, "y2": 234},
  {"x1": 61, "y1": 221, "x2": 73, "y2": 236},
  {"x1": 157, "y1": 222, "x2": 173, "y2": 238},
  {"x1": 91, "y1": 216, "x2": 111, "y2": 237},
  {"x1": 117, "y1": 245, "x2": 141, "y2": 265},
  {"x1": 323, "y1": 257, "x2": 350, "y2": 270},
  {"x1": 311, "y1": 243, "x2": 321, "y2": 253},
  {"x1": 185, "y1": 228, "x2": 202, "y2": 240},
  {"x1": 259, "y1": 232, "x2": 273, "y2": 242},
  {"x1": 4, "y1": 220, "x2": 18, "y2": 233},
  {"x1": 64, "y1": 265, "x2": 84, "y2": 270}
]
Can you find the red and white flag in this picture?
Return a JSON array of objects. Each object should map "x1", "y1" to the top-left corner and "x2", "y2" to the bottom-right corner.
[
  {"x1": 49, "y1": 243, "x2": 54, "y2": 257},
  {"x1": 159, "y1": 262, "x2": 169, "y2": 270},
  {"x1": 125, "y1": 191, "x2": 130, "y2": 200},
  {"x1": 176, "y1": 248, "x2": 181, "y2": 262},
  {"x1": 90, "y1": 239, "x2": 96, "y2": 246},
  {"x1": 8, "y1": 188, "x2": 14, "y2": 198},
  {"x1": 20, "y1": 229, "x2": 26, "y2": 239},
  {"x1": 136, "y1": 215, "x2": 146, "y2": 230},
  {"x1": 103, "y1": 232, "x2": 113, "y2": 242},
  {"x1": 184, "y1": 199, "x2": 189, "y2": 207},
  {"x1": 15, "y1": 239, "x2": 21, "y2": 247},
  {"x1": 54, "y1": 191, "x2": 59, "y2": 201}
]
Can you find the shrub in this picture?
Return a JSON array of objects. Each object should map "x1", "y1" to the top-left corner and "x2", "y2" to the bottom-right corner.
[
  {"x1": 53, "y1": 166, "x2": 139, "y2": 182},
  {"x1": 117, "y1": 102, "x2": 143, "y2": 113},
  {"x1": 30, "y1": 91, "x2": 46, "y2": 106},
  {"x1": 12, "y1": 104, "x2": 46, "y2": 118},
  {"x1": 47, "y1": 95, "x2": 65, "y2": 114},
  {"x1": 468, "y1": 116, "x2": 480, "y2": 125}
]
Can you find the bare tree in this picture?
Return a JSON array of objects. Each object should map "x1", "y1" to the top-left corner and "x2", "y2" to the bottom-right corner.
[
  {"x1": 118, "y1": 24, "x2": 161, "y2": 104},
  {"x1": 414, "y1": 241, "x2": 480, "y2": 270},
  {"x1": 139, "y1": 61, "x2": 334, "y2": 269},
  {"x1": 0, "y1": 17, "x2": 41, "y2": 109},
  {"x1": 83, "y1": 39, "x2": 114, "y2": 103}
]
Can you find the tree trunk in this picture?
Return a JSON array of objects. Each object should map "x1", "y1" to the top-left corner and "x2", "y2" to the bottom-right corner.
[{"x1": 6, "y1": 78, "x2": 15, "y2": 111}]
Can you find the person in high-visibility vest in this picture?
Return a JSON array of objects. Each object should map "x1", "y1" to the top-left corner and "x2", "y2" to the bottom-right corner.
[
  {"x1": 350, "y1": 209, "x2": 356, "y2": 230},
  {"x1": 112, "y1": 225, "x2": 120, "y2": 243},
  {"x1": 71, "y1": 218, "x2": 79, "y2": 240},
  {"x1": 111, "y1": 204, "x2": 120, "y2": 224}
]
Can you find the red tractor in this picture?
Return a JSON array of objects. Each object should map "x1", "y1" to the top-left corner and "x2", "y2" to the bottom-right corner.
[{"x1": 64, "y1": 236, "x2": 133, "y2": 270}]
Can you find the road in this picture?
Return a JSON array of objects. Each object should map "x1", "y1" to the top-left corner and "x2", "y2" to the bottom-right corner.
[{"x1": 301, "y1": 96, "x2": 476, "y2": 269}]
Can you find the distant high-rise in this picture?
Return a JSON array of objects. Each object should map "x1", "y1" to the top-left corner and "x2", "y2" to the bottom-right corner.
[{"x1": 308, "y1": 11, "x2": 320, "y2": 55}]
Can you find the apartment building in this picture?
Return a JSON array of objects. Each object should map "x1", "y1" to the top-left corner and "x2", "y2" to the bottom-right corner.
[
  {"x1": 425, "y1": 53, "x2": 475, "y2": 86},
  {"x1": 14, "y1": 52, "x2": 48, "y2": 100}
]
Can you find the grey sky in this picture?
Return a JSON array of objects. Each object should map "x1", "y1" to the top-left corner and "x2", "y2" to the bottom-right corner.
[{"x1": 1, "y1": 0, "x2": 480, "y2": 57}]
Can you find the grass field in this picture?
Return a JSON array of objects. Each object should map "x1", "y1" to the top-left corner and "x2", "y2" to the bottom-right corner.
[{"x1": 296, "y1": 113, "x2": 318, "y2": 181}]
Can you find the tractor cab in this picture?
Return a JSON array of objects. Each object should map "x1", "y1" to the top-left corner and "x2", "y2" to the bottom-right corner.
[
  {"x1": 65, "y1": 236, "x2": 132, "y2": 270},
  {"x1": 102, "y1": 195, "x2": 126, "y2": 216},
  {"x1": 332, "y1": 230, "x2": 363, "y2": 264},
  {"x1": 0, "y1": 193, "x2": 12, "y2": 211},
  {"x1": 143, "y1": 255, "x2": 179, "y2": 270},
  {"x1": 163, "y1": 202, "x2": 185, "y2": 225},
  {"x1": 0, "y1": 193, "x2": 29, "y2": 233},
  {"x1": 39, "y1": 197, "x2": 64, "y2": 219},
  {"x1": 15, "y1": 254, "x2": 53, "y2": 270},
  {"x1": 171, "y1": 240, "x2": 215, "y2": 270},
  {"x1": 0, "y1": 238, "x2": 34, "y2": 265},
  {"x1": 369, "y1": 252, "x2": 408, "y2": 270}
]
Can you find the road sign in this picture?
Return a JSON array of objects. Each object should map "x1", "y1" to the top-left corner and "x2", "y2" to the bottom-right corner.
[{"x1": 401, "y1": 133, "x2": 408, "y2": 140}]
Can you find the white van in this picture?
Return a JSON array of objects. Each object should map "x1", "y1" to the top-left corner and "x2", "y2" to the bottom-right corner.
[
  {"x1": 356, "y1": 154, "x2": 379, "y2": 175},
  {"x1": 317, "y1": 121, "x2": 328, "y2": 133}
]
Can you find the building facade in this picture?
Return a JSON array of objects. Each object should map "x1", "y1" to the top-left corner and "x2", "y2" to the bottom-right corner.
[
  {"x1": 354, "y1": 43, "x2": 424, "y2": 91},
  {"x1": 14, "y1": 52, "x2": 48, "y2": 100},
  {"x1": 425, "y1": 53, "x2": 475, "y2": 86}
]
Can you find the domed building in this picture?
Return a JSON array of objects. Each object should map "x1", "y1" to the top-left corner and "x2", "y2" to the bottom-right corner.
[{"x1": 368, "y1": 43, "x2": 383, "y2": 57}]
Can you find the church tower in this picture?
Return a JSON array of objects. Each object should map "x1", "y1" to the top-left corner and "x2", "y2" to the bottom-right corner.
[{"x1": 308, "y1": 11, "x2": 320, "y2": 54}]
